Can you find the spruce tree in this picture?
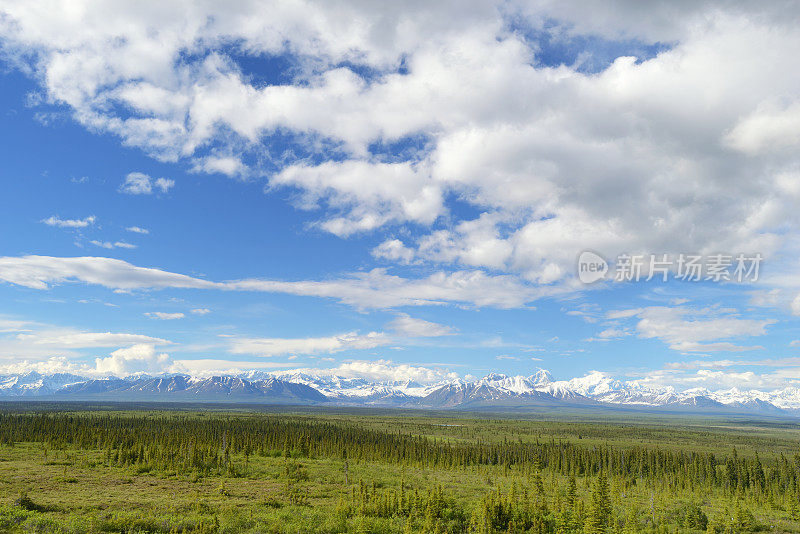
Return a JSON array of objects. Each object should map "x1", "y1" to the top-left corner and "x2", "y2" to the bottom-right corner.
[{"x1": 585, "y1": 472, "x2": 612, "y2": 534}]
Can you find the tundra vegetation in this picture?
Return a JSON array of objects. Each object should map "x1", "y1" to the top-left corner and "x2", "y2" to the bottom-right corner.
[{"x1": 0, "y1": 405, "x2": 799, "y2": 533}]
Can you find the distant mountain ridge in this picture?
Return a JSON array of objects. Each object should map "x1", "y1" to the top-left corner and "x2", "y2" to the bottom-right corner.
[
  {"x1": 3, "y1": 372, "x2": 326, "y2": 404},
  {"x1": 1, "y1": 369, "x2": 799, "y2": 416}
]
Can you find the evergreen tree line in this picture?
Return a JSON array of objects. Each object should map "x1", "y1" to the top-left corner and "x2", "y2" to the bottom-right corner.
[
  {"x1": 0, "y1": 413, "x2": 796, "y2": 500},
  {"x1": 1, "y1": 413, "x2": 797, "y2": 532}
]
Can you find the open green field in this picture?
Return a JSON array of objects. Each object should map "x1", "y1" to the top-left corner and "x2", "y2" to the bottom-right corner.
[{"x1": 0, "y1": 404, "x2": 799, "y2": 533}]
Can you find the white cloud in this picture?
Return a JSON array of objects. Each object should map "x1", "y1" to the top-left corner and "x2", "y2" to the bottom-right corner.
[
  {"x1": 41, "y1": 215, "x2": 96, "y2": 228},
  {"x1": 0, "y1": 356, "x2": 87, "y2": 375},
  {"x1": 190, "y1": 308, "x2": 211, "y2": 315},
  {"x1": 144, "y1": 312, "x2": 185, "y2": 320},
  {"x1": 227, "y1": 267, "x2": 559, "y2": 309},
  {"x1": 94, "y1": 344, "x2": 172, "y2": 375},
  {"x1": 154, "y1": 177, "x2": 175, "y2": 192},
  {"x1": 16, "y1": 330, "x2": 169, "y2": 348},
  {"x1": 606, "y1": 309, "x2": 644, "y2": 320},
  {"x1": 275, "y1": 359, "x2": 460, "y2": 385},
  {"x1": 169, "y1": 359, "x2": 300, "y2": 375},
  {"x1": 597, "y1": 328, "x2": 630, "y2": 339},
  {"x1": 372, "y1": 239, "x2": 416, "y2": 264},
  {"x1": 0, "y1": 255, "x2": 219, "y2": 291},
  {"x1": 665, "y1": 359, "x2": 739, "y2": 370},
  {"x1": 229, "y1": 331, "x2": 390, "y2": 357},
  {"x1": 272, "y1": 161, "x2": 442, "y2": 236},
  {"x1": 90, "y1": 240, "x2": 137, "y2": 250},
  {"x1": 634, "y1": 367, "x2": 800, "y2": 392},
  {"x1": 119, "y1": 172, "x2": 174, "y2": 195},
  {"x1": 0, "y1": 319, "x2": 170, "y2": 366},
  {"x1": 126, "y1": 226, "x2": 149, "y2": 234},
  {"x1": 194, "y1": 156, "x2": 246, "y2": 177},
  {"x1": 626, "y1": 305, "x2": 774, "y2": 352},
  {"x1": 0, "y1": 255, "x2": 552, "y2": 308},
  {"x1": 119, "y1": 172, "x2": 152, "y2": 194},
  {"x1": 2, "y1": 1, "x2": 800, "y2": 295},
  {"x1": 387, "y1": 314, "x2": 454, "y2": 337},
  {"x1": 0, "y1": 318, "x2": 32, "y2": 333},
  {"x1": 724, "y1": 100, "x2": 800, "y2": 155}
]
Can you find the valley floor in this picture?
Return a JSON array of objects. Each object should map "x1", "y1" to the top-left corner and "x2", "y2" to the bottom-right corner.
[{"x1": 0, "y1": 405, "x2": 799, "y2": 533}]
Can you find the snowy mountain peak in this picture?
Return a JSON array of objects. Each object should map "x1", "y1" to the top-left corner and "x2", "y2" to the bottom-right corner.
[
  {"x1": 529, "y1": 369, "x2": 552, "y2": 386},
  {"x1": 0, "y1": 369, "x2": 799, "y2": 416}
]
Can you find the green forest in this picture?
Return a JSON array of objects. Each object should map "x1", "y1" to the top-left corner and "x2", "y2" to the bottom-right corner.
[{"x1": 1, "y1": 406, "x2": 799, "y2": 533}]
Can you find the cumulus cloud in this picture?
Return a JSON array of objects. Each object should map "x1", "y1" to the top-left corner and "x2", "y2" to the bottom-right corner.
[
  {"x1": 791, "y1": 294, "x2": 800, "y2": 316},
  {"x1": 126, "y1": 226, "x2": 149, "y2": 234},
  {"x1": 724, "y1": 100, "x2": 800, "y2": 155},
  {"x1": 94, "y1": 343, "x2": 172, "y2": 375},
  {"x1": 41, "y1": 215, "x2": 96, "y2": 228},
  {"x1": 0, "y1": 356, "x2": 89, "y2": 375},
  {"x1": 190, "y1": 308, "x2": 211, "y2": 315},
  {"x1": 146, "y1": 358, "x2": 460, "y2": 385},
  {"x1": 272, "y1": 161, "x2": 442, "y2": 236},
  {"x1": 275, "y1": 359, "x2": 460, "y2": 385},
  {"x1": 4, "y1": 0, "x2": 800, "y2": 388},
  {"x1": 229, "y1": 331, "x2": 390, "y2": 357},
  {"x1": 634, "y1": 367, "x2": 800, "y2": 392},
  {"x1": 169, "y1": 359, "x2": 300, "y2": 375},
  {"x1": 193, "y1": 156, "x2": 246, "y2": 177},
  {"x1": 2, "y1": 1, "x2": 798, "y2": 292},
  {"x1": 0, "y1": 319, "x2": 171, "y2": 367},
  {"x1": 372, "y1": 239, "x2": 416, "y2": 264},
  {"x1": 119, "y1": 172, "x2": 174, "y2": 195}
]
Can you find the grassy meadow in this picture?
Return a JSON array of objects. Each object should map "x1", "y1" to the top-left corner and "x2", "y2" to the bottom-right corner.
[{"x1": 0, "y1": 404, "x2": 799, "y2": 533}]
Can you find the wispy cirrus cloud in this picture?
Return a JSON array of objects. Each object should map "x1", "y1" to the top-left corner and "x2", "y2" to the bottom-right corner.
[
  {"x1": 387, "y1": 314, "x2": 454, "y2": 337},
  {"x1": 0, "y1": 255, "x2": 558, "y2": 309},
  {"x1": 90, "y1": 240, "x2": 137, "y2": 250},
  {"x1": 16, "y1": 330, "x2": 169, "y2": 347},
  {"x1": 144, "y1": 312, "x2": 185, "y2": 320},
  {"x1": 0, "y1": 255, "x2": 219, "y2": 292},
  {"x1": 229, "y1": 331, "x2": 390, "y2": 357}
]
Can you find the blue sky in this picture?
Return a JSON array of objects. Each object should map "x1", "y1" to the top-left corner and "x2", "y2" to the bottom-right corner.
[{"x1": 1, "y1": 2, "x2": 800, "y2": 391}]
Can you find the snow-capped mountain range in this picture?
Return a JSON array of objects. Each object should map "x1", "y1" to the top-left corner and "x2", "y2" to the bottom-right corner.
[{"x1": 2, "y1": 369, "x2": 800, "y2": 416}]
